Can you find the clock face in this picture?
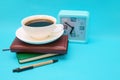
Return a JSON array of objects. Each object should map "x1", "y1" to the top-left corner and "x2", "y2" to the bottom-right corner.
[{"x1": 60, "y1": 16, "x2": 87, "y2": 41}]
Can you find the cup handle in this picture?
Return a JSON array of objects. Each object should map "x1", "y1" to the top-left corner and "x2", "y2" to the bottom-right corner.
[{"x1": 53, "y1": 24, "x2": 64, "y2": 33}]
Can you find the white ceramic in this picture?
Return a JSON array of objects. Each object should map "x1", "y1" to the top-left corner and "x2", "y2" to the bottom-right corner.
[
  {"x1": 22, "y1": 15, "x2": 60, "y2": 40},
  {"x1": 16, "y1": 24, "x2": 64, "y2": 44}
]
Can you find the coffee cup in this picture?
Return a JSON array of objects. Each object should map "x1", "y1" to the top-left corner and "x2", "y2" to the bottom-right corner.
[{"x1": 21, "y1": 15, "x2": 63, "y2": 40}]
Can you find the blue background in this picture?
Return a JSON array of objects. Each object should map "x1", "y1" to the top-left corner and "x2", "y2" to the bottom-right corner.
[{"x1": 0, "y1": 0, "x2": 120, "y2": 80}]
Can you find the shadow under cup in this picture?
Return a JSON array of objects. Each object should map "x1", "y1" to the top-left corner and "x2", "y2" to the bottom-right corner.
[{"x1": 22, "y1": 15, "x2": 57, "y2": 40}]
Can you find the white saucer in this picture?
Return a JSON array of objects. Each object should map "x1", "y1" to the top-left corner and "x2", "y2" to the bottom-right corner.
[{"x1": 16, "y1": 26, "x2": 64, "y2": 45}]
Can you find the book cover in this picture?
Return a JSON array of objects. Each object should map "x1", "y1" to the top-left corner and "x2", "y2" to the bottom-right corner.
[
  {"x1": 16, "y1": 52, "x2": 60, "y2": 64},
  {"x1": 10, "y1": 35, "x2": 68, "y2": 54}
]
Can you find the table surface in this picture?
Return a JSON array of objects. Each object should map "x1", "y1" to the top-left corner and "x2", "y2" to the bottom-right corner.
[{"x1": 0, "y1": 0, "x2": 120, "y2": 80}]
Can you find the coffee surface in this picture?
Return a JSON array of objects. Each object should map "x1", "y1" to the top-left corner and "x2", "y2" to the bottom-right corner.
[{"x1": 25, "y1": 19, "x2": 53, "y2": 27}]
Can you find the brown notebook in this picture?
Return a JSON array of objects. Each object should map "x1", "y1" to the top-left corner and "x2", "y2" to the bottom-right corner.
[{"x1": 10, "y1": 35, "x2": 68, "y2": 54}]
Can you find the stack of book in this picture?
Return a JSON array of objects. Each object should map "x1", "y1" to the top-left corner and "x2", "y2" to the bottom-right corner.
[{"x1": 10, "y1": 35, "x2": 68, "y2": 64}]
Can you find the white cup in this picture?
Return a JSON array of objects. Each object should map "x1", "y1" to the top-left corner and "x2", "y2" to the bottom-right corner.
[{"x1": 22, "y1": 15, "x2": 63, "y2": 40}]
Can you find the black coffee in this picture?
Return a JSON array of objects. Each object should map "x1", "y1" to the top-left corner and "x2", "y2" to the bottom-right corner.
[{"x1": 25, "y1": 19, "x2": 54, "y2": 27}]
